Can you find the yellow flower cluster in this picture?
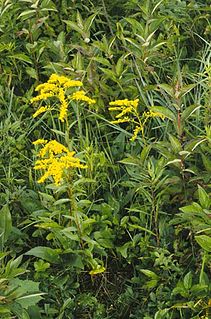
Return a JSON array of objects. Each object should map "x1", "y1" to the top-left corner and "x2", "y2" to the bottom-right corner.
[
  {"x1": 33, "y1": 139, "x2": 87, "y2": 185},
  {"x1": 143, "y1": 110, "x2": 166, "y2": 121},
  {"x1": 109, "y1": 99, "x2": 139, "y2": 108},
  {"x1": 32, "y1": 106, "x2": 49, "y2": 118},
  {"x1": 109, "y1": 98, "x2": 165, "y2": 141},
  {"x1": 71, "y1": 90, "x2": 96, "y2": 105},
  {"x1": 31, "y1": 74, "x2": 95, "y2": 122}
]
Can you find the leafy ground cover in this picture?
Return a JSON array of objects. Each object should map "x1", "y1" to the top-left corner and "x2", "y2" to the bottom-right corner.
[{"x1": 0, "y1": 0, "x2": 211, "y2": 318}]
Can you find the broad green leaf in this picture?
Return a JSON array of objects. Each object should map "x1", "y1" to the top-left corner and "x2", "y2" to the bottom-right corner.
[
  {"x1": 140, "y1": 269, "x2": 159, "y2": 280},
  {"x1": 92, "y1": 57, "x2": 111, "y2": 67},
  {"x1": 53, "y1": 198, "x2": 70, "y2": 206},
  {"x1": 195, "y1": 235, "x2": 211, "y2": 252},
  {"x1": 198, "y1": 185, "x2": 210, "y2": 209},
  {"x1": 26, "y1": 246, "x2": 61, "y2": 263}
]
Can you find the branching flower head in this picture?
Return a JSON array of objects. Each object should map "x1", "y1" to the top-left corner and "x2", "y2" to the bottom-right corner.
[
  {"x1": 31, "y1": 74, "x2": 95, "y2": 122},
  {"x1": 33, "y1": 139, "x2": 87, "y2": 185},
  {"x1": 109, "y1": 98, "x2": 165, "y2": 141}
]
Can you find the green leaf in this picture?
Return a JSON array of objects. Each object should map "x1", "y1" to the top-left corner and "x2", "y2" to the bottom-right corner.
[
  {"x1": 0, "y1": 205, "x2": 12, "y2": 250},
  {"x1": 117, "y1": 242, "x2": 131, "y2": 258},
  {"x1": 26, "y1": 247, "x2": 61, "y2": 263},
  {"x1": 150, "y1": 106, "x2": 176, "y2": 122},
  {"x1": 183, "y1": 272, "x2": 192, "y2": 290},
  {"x1": 53, "y1": 198, "x2": 70, "y2": 206},
  {"x1": 158, "y1": 83, "x2": 174, "y2": 96},
  {"x1": 195, "y1": 235, "x2": 211, "y2": 252},
  {"x1": 8, "y1": 53, "x2": 32, "y2": 64},
  {"x1": 181, "y1": 104, "x2": 201, "y2": 122},
  {"x1": 155, "y1": 308, "x2": 169, "y2": 319},
  {"x1": 92, "y1": 57, "x2": 111, "y2": 67},
  {"x1": 140, "y1": 269, "x2": 159, "y2": 280},
  {"x1": 198, "y1": 185, "x2": 210, "y2": 209}
]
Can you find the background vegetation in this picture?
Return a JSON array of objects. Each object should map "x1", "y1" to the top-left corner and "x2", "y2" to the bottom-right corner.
[{"x1": 0, "y1": 0, "x2": 211, "y2": 318}]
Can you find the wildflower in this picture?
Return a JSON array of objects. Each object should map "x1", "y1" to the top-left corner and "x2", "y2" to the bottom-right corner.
[
  {"x1": 71, "y1": 90, "x2": 96, "y2": 104},
  {"x1": 33, "y1": 140, "x2": 87, "y2": 185},
  {"x1": 109, "y1": 98, "x2": 166, "y2": 141},
  {"x1": 31, "y1": 74, "x2": 86, "y2": 122}
]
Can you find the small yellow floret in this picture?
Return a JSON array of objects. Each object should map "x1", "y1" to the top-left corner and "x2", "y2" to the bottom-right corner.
[
  {"x1": 143, "y1": 110, "x2": 166, "y2": 120},
  {"x1": 33, "y1": 106, "x2": 49, "y2": 118},
  {"x1": 32, "y1": 139, "x2": 48, "y2": 145},
  {"x1": 71, "y1": 90, "x2": 96, "y2": 104},
  {"x1": 111, "y1": 117, "x2": 131, "y2": 124},
  {"x1": 109, "y1": 98, "x2": 139, "y2": 108},
  {"x1": 63, "y1": 80, "x2": 83, "y2": 88},
  {"x1": 130, "y1": 125, "x2": 143, "y2": 141}
]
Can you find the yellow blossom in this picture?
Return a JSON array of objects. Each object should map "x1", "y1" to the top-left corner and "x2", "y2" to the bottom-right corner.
[
  {"x1": 109, "y1": 98, "x2": 139, "y2": 108},
  {"x1": 38, "y1": 140, "x2": 69, "y2": 158},
  {"x1": 71, "y1": 90, "x2": 96, "y2": 104},
  {"x1": 143, "y1": 110, "x2": 165, "y2": 120},
  {"x1": 111, "y1": 117, "x2": 131, "y2": 124},
  {"x1": 109, "y1": 98, "x2": 166, "y2": 141},
  {"x1": 130, "y1": 125, "x2": 143, "y2": 141},
  {"x1": 58, "y1": 88, "x2": 68, "y2": 122},
  {"x1": 30, "y1": 92, "x2": 55, "y2": 103},
  {"x1": 31, "y1": 74, "x2": 94, "y2": 121},
  {"x1": 32, "y1": 139, "x2": 48, "y2": 145},
  {"x1": 63, "y1": 80, "x2": 83, "y2": 88},
  {"x1": 33, "y1": 140, "x2": 87, "y2": 185},
  {"x1": 32, "y1": 106, "x2": 49, "y2": 118}
]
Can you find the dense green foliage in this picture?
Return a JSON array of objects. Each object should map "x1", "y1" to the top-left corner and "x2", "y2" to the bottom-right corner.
[{"x1": 0, "y1": 0, "x2": 211, "y2": 318}]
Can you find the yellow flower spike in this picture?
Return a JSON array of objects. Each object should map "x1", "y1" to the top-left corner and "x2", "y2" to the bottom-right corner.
[
  {"x1": 111, "y1": 117, "x2": 131, "y2": 124},
  {"x1": 33, "y1": 140, "x2": 87, "y2": 185},
  {"x1": 71, "y1": 90, "x2": 96, "y2": 104},
  {"x1": 109, "y1": 98, "x2": 139, "y2": 108},
  {"x1": 30, "y1": 74, "x2": 92, "y2": 121},
  {"x1": 35, "y1": 83, "x2": 57, "y2": 93},
  {"x1": 58, "y1": 88, "x2": 68, "y2": 122},
  {"x1": 130, "y1": 125, "x2": 143, "y2": 141},
  {"x1": 32, "y1": 106, "x2": 49, "y2": 118},
  {"x1": 38, "y1": 140, "x2": 69, "y2": 158},
  {"x1": 32, "y1": 139, "x2": 48, "y2": 145},
  {"x1": 30, "y1": 92, "x2": 55, "y2": 103},
  {"x1": 63, "y1": 80, "x2": 83, "y2": 88}
]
